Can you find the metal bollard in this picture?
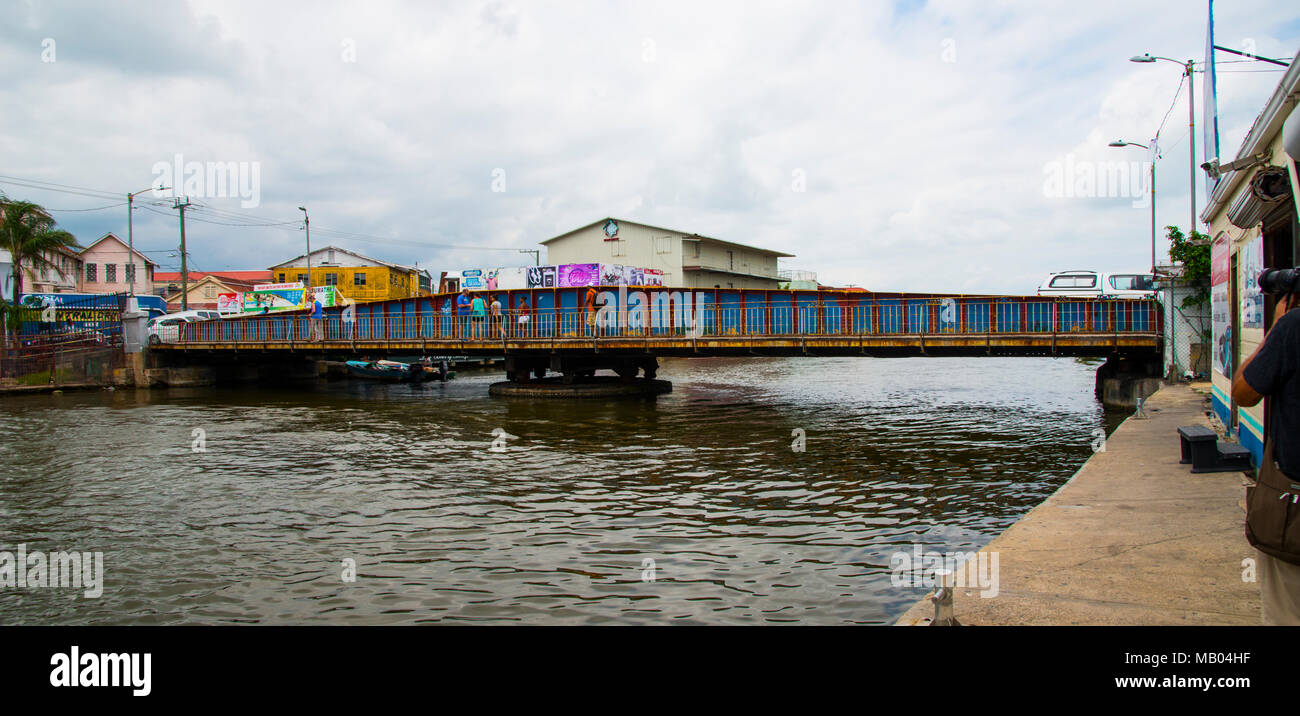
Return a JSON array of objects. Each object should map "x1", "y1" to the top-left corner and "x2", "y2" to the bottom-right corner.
[
  {"x1": 1134, "y1": 397, "x2": 1148, "y2": 419},
  {"x1": 929, "y1": 568, "x2": 960, "y2": 626}
]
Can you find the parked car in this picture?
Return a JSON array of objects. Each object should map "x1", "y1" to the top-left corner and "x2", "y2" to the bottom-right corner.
[
  {"x1": 1036, "y1": 270, "x2": 1155, "y2": 298},
  {"x1": 147, "y1": 311, "x2": 218, "y2": 345}
]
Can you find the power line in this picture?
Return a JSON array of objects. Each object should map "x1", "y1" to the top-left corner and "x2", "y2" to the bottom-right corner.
[
  {"x1": 1154, "y1": 72, "x2": 1187, "y2": 144},
  {"x1": 43, "y1": 201, "x2": 129, "y2": 212},
  {"x1": 0, "y1": 171, "x2": 531, "y2": 253}
]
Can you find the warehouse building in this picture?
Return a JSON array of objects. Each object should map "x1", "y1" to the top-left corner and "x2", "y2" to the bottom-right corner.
[{"x1": 538, "y1": 218, "x2": 793, "y2": 289}]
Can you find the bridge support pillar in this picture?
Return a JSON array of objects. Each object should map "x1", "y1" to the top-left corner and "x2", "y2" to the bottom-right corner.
[
  {"x1": 1095, "y1": 354, "x2": 1162, "y2": 411},
  {"x1": 541, "y1": 354, "x2": 659, "y2": 384}
]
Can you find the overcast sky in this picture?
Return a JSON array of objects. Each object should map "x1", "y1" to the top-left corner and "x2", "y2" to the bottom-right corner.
[{"x1": 2, "y1": 0, "x2": 1298, "y2": 293}]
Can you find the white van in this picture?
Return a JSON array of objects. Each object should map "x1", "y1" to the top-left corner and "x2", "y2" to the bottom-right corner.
[{"x1": 1036, "y1": 271, "x2": 1154, "y2": 298}]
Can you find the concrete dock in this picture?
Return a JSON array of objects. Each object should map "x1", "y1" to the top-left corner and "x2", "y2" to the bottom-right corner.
[{"x1": 895, "y1": 383, "x2": 1261, "y2": 626}]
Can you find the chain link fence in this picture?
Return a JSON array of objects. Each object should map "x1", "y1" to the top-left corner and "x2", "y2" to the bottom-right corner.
[{"x1": 1160, "y1": 282, "x2": 1211, "y2": 379}]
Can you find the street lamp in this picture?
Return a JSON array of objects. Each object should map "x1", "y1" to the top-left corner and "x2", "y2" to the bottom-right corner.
[
  {"x1": 1130, "y1": 53, "x2": 1197, "y2": 239},
  {"x1": 298, "y1": 206, "x2": 311, "y2": 289},
  {"x1": 1108, "y1": 140, "x2": 1156, "y2": 276},
  {"x1": 127, "y1": 184, "x2": 168, "y2": 296}
]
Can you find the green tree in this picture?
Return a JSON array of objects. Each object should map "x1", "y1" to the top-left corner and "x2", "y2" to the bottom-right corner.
[
  {"x1": 1166, "y1": 225, "x2": 1210, "y2": 308},
  {"x1": 0, "y1": 196, "x2": 80, "y2": 330}
]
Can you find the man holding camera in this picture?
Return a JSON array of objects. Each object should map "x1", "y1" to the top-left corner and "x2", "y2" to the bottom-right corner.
[{"x1": 1232, "y1": 277, "x2": 1299, "y2": 625}]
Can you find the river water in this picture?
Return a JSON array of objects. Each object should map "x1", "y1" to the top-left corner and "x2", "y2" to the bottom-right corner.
[{"x1": 0, "y1": 356, "x2": 1120, "y2": 625}]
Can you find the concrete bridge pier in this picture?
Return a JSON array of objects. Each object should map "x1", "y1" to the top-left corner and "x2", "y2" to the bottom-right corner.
[
  {"x1": 503, "y1": 353, "x2": 658, "y2": 384},
  {"x1": 144, "y1": 351, "x2": 321, "y2": 387},
  {"x1": 493, "y1": 352, "x2": 669, "y2": 397},
  {"x1": 1094, "y1": 353, "x2": 1162, "y2": 411}
]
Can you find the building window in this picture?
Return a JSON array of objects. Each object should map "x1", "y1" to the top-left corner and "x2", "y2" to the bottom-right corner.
[
  {"x1": 106, "y1": 264, "x2": 117, "y2": 283},
  {"x1": 85, "y1": 264, "x2": 97, "y2": 282},
  {"x1": 278, "y1": 273, "x2": 286, "y2": 283},
  {"x1": 40, "y1": 266, "x2": 49, "y2": 280},
  {"x1": 204, "y1": 285, "x2": 216, "y2": 298},
  {"x1": 325, "y1": 273, "x2": 338, "y2": 286},
  {"x1": 657, "y1": 236, "x2": 673, "y2": 254},
  {"x1": 125, "y1": 263, "x2": 135, "y2": 283},
  {"x1": 296, "y1": 273, "x2": 307, "y2": 283},
  {"x1": 611, "y1": 240, "x2": 626, "y2": 257},
  {"x1": 354, "y1": 272, "x2": 367, "y2": 286}
]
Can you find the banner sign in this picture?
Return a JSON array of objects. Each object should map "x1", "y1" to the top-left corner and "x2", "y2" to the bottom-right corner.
[
  {"x1": 559, "y1": 263, "x2": 601, "y2": 287},
  {"x1": 238, "y1": 283, "x2": 343, "y2": 315},
  {"x1": 1242, "y1": 235, "x2": 1264, "y2": 329},
  {"x1": 526, "y1": 265, "x2": 556, "y2": 288},
  {"x1": 1211, "y1": 233, "x2": 1231, "y2": 377}
]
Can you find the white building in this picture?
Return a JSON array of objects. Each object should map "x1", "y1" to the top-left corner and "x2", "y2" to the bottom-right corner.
[{"x1": 538, "y1": 218, "x2": 794, "y2": 289}]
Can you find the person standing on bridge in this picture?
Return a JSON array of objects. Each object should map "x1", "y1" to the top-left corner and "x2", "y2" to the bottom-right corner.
[
  {"x1": 470, "y1": 292, "x2": 487, "y2": 340},
  {"x1": 309, "y1": 294, "x2": 325, "y2": 341},
  {"x1": 490, "y1": 295, "x2": 503, "y2": 338},
  {"x1": 517, "y1": 296, "x2": 531, "y2": 338},
  {"x1": 456, "y1": 288, "x2": 472, "y2": 338},
  {"x1": 1232, "y1": 291, "x2": 1299, "y2": 625},
  {"x1": 584, "y1": 285, "x2": 598, "y2": 336}
]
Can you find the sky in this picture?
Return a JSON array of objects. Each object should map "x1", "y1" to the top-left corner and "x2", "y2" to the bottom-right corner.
[{"x1": 2, "y1": 0, "x2": 1298, "y2": 294}]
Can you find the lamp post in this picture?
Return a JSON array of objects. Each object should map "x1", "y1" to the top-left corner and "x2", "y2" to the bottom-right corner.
[
  {"x1": 1130, "y1": 54, "x2": 1197, "y2": 238},
  {"x1": 1108, "y1": 140, "x2": 1157, "y2": 276},
  {"x1": 298, "y1": 207, "x2": 311, "y2": 289},
  {"x1": 126, "y1": 184, "x2": 168, "y2": 296}
]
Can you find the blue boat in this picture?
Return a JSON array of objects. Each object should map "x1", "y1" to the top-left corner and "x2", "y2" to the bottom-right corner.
[{"x1": 345, "y1": 359, "x2": 453, "y2": 383}]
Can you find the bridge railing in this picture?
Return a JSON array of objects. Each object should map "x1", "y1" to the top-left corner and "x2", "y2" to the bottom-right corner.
[{"x1": 176, "y1": 294, "x2": 1161, "y2": 344}]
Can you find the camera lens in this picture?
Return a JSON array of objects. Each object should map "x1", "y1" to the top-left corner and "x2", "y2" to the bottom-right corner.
[{"x1": 1258, "y1": 267, "x2": 1300, "y2": 295}]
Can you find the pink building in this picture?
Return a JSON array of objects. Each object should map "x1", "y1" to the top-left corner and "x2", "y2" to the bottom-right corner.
[
  {"x1": 16, "y1": 245, "x2": 83, "y2": 294},
  {"x1": 78, "y1": 232, "x2": 158, "y2": 295}
]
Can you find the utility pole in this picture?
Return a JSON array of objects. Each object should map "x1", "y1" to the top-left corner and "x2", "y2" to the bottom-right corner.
[
  {"x1": 126, "y1": 184, "x2": 167, "y2": 297},
  {"x1": 173, "y1": 197, "x2": 191, "y2": 311},
  {"x1": 1185, "y1": 59, "x2": 1196, "y2": 239},
  {"x1": 519, "y1": 249, "x2": 540, "y2": 266},
  {"x1": 298, "y1": 207, "x2": 311, "y2": 289}
]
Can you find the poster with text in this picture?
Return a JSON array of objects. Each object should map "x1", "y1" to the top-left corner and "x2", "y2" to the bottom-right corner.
[
  {"x1": 460, "y1": 269, "x2": 486, "y2": 290},
  {"x1": 245, "y1": 282, "x2": 307, "y2": 313},
  {"x1": 1211, "y1": 234, "x2": 1231, "y2": 378},
  {"x1": 217, "y1": 293, "x2": 241, "y2": 315},
  {"x1": 1242, "y1": 235, "x2": 1264, "y2": 330},
  {"x1": 599, "y1": 264, "x2": 625, "y2": 285},
  {"x1": 526, "y1": 265, "x2": 556, "y2": 288},
  {"x1": 559, "y1": 263, "x2": 600, "y2": 287}
]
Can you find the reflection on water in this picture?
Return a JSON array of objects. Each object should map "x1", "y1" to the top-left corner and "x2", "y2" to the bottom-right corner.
[{"x1": 0, "y1": 356, "x2": 1119, "y2": 624}]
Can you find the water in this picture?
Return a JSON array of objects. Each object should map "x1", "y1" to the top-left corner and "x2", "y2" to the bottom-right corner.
[{"x1": 0, "y1": 356, "x2": 1120, "y2": 625}]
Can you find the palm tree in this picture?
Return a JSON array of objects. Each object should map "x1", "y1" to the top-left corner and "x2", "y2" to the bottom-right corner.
[{"x1": 0, "y1": 196, "x2": 80, "y2": 330}]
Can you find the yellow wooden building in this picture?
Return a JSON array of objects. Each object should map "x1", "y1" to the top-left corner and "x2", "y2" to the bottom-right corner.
[{"x1": 268, "y1": 246, "x2": 432, "y2": 303}]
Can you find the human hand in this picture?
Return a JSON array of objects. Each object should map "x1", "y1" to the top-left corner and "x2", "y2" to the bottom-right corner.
[{"x1": 1278, "y1": 293, "x2": 1297, "y2": 317}]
